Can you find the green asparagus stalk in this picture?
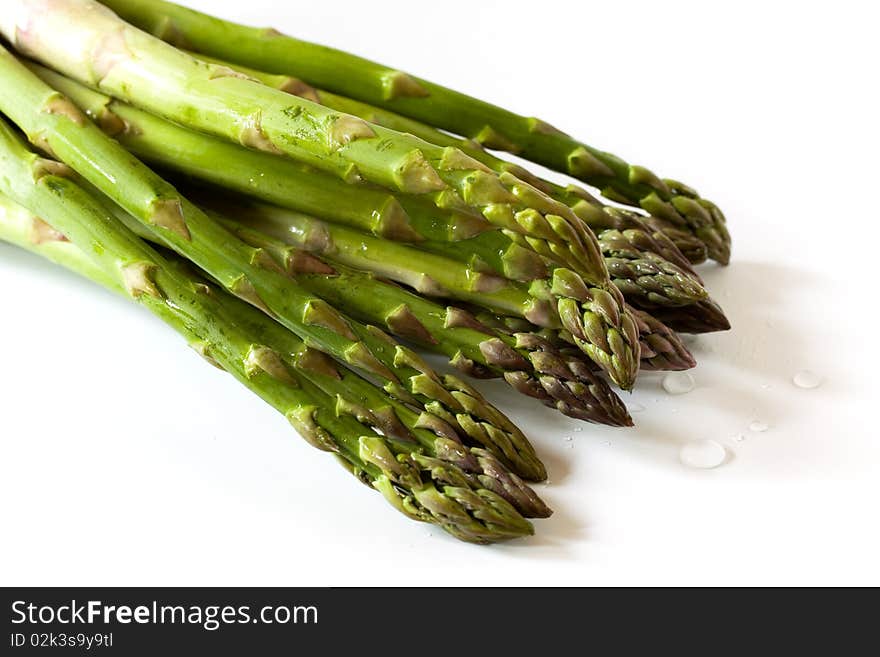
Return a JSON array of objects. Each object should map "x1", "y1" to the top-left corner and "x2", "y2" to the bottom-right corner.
[
  {"x1": 200, "y1": 209, "x2": 634, "y2": 427},
  {"x1": 95, "y1": 182, "x2": 632, "y2": 427},
  {"x1": 23, "y1": 63, "x2": 642, "y2": 390},
  {"x1": 188, "y1": 50, "x2": 704, "y2": 274},
  {"x1": 200, "y1": 197, "x2": 701, "y2": 376},
  {"x1": 3, "y1": 0, "x2": 605, "y2": 276},
  {"x1": 95, "y1": 0, "x2": 731, "y2": 265},
  {"x1": 0, "y1": 46, "x2": 544, "y2": 481},
  {"x1": 0, "y1": 131, "x2": 538, "y2": 542},
  {"x1": 3, "y1": 0, "x2": 643, "y2": 389},
  {"x1": 202, "y1": 207, "x2": 693, "y2": 378},
  {"x1": 195, "y1": 195, "x2": 702, "y2": 381}
]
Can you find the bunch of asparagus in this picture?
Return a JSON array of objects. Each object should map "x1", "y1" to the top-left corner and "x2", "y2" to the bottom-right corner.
[{"x1": 0, "y1": 0, "x2": 731, "y2": 544}]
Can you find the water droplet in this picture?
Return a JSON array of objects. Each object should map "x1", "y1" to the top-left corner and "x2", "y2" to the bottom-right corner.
[
  {"x1": 679, "y1": 440, "x2": 727, "y2": 469},
  {"x1": 662, "y1": 371, "x2": 695, "y2": 395},
  {"x1": 563, "y1": 435, "x2": 572, "y2": 442},
  {"x1": 630, "y1": 402, "x2": 646, "y2": 413},
  {"x1": 733, "y1": 434, "x2": 745, "y2": 442},
  {"x1": 749, "y1": 420, "x2": 769, "y2": 433},
  {"x1": 573, "y1": 426, "x2": 583, "y2": 432},
  {"x1": 792, "y1": 370, "x2": 822, "y2": 389}
]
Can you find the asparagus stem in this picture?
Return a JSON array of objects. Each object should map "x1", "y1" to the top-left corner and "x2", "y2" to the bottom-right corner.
[
  {"x1": 0, "y1": 178, "x2": 540, "y2": 542},
  {"x1": 189, "y1": 50, "x2": 703, "y2": 273},
  {"x1": 21, "y1": 63, "x2": 642, "y2": 390},
  {"x1": 100, "y1": 185, "x2": 630, "y2": 428},
  {"x1": 96, "y1": 0, "x2": 731, "y2": 264},
  {"x1": 0, "y1": 47, "x2": 543, "y2": 480},
  {"x1": 5, "y1": 0, "x2": 608, "y2": 278},
  {"x1": 200, "y1": 194, "x2": 548, "y2": 321}
]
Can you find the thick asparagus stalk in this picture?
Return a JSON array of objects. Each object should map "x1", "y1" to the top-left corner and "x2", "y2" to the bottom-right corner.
[
  {"x1": 201, "y1": 209, "x2": 633, "y2": 427},
  {"x1": 24, "y1": 64, "x2": 643, "y2": 390},
  {"x1": 188, "y1": 50, "x2": 704, "y2": 273},
  {"x1": 0, "y1": 133, "x2": 539, "y2": 542},
  {"x1": 3, "y1": 0, "x2": 605, "y2": 275},
  {"x1": 0, "y1": 47, "x2": 543, "y2": 481},
  {"x1": 96, "y1": 0, "x2": 731, "y2": 265}
]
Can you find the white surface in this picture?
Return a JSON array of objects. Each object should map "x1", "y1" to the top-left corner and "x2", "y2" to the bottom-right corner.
[{"x1": 1, "y1": 0, "x2": 878, "y2": 586}]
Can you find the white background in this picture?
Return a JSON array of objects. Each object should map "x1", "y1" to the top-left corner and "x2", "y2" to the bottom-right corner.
[{"x1": 1, "y1": 0, "x2": 878, "y2": 586}]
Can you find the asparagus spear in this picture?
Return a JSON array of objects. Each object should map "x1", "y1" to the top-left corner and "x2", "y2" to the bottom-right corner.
[
  {"x1": 649, "y1": 299, "x2": 732, "y2": 334},
  {"x1": 23, "y1": 63, "x2": 643, "y2": 390},
  {"x1": 95, "y1": 0, "x2": 731, "y2": 265},
  {"x1": 624, "y1": 307, "x2": 698, "y2": 371},
  {"x1": 0, "y1": 133, "x2": 538, "y2": 542},
  {"x1": 0, "y1": 47, "x2": 544, "y2": 481},
  {"x1": 200, "y1": 208, "x2": 633, "y2": 427},
  {"x1": 188, "y1": 50, "x2": 705, "y2": 273},
  {"x1": 475, "y1": 305, "x2": 696, "y2": 374},
  {"x1": 600, "y1": 232, "x2": 708, "y2": 308}
]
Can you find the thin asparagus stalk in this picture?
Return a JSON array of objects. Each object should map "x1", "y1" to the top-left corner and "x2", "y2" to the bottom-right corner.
[
  {"x1": 23, "y1": 63, "x2": 642, "y2": 390},
  {"x1": 197, "y1": 194, "x2": 562, "y2": 323},
  {"x1": 202, "y1": 209, "x2": 634, "y2": 427},
  {"x1": 188, "y1": 50, "x2": 704, "y2": 273},
  {"x1": 96, "y1": 0, "x2": 731, "y2": 265},
  {"x1": 0, "y1": 133, "x2": 538, "y2": 542},
  {"x1": 0, "y1": 47, "x2": 543, "y2": 481}
]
